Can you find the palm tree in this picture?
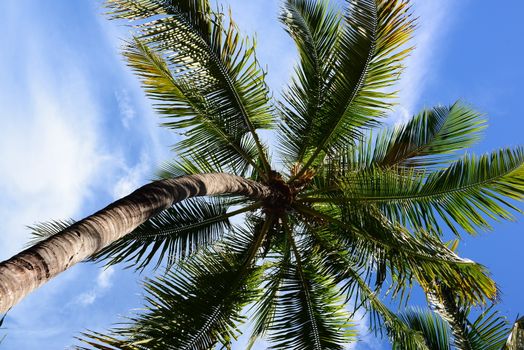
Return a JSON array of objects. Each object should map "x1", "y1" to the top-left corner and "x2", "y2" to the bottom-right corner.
[
  {"x1": 505, "y1": 317, "x2": 524, "y2": 349},
  {"x1": 391, "y1": 284, "x2": 512, "y2": 350},
  {"x1": 0, "y1": 0, "x2": 523, "y2": 347},
  {"x1": 391, "y1": 306, "x2": 513, "y2": 350}
]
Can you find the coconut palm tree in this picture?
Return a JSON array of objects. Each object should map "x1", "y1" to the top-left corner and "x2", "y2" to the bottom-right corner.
[
  {"x1": 505, "y1": 317, "x2": 524, "y2": 349},
  {"x1": 391, "y1": 307, "x2": 513, "y2": 350},
  {"x1": 0, "y1": 0, "x2": 523, "y2": 348},
  {"x1": 391, "y1": 284, "x2": 512, "y2": 350}
]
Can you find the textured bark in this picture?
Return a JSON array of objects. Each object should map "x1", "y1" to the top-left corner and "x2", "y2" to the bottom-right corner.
[
  {"x1": 505, "y1": 317, "x2": 524, "y2": 350},
  {"x1": 0, "y1": 173, "x2": 273, "y2": 313},
  {"x1": 427, "y1": 286, "x2": 472, "y2": 350}
]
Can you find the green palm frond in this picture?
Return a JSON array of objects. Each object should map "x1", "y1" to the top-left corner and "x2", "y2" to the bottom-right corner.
[
  {"x1": 393, "y1": 304, "x2": 511, "y2": 350},
  {"x1": 392, "y1": 307, "x2": 452, "y2": 350},
  {"x1": 277, "y1": 0, "x2": 341, "y2": 163},
  {"x1": 352, "y1": 282, "x2": 432, "y2": 349},
  {"x1": 335, "y1": 102, "x2": 486, "y2": 171},
  {"x1": 428, "y1": 285, "x2": 510, "y2": 350},
  {"x1": 292, "y1": 0, "x2": 415, "y2": 176},
  {"x1": 267, "y1": 226, "x2": 356, "y2": 349},
  {"x1": 247, "y1": 233, "x2": 292, "y2": 347},
  {"x1": 157, "y1": 147, "x2": 271, "y2": 181},
  {"x1": 107, "y1": 0, "x2": 274, "y2": 178},
  {"x1": 295, "y1": 203, "x2": 497, "y2": 304},
  {"x1": 27, "y1": 219, "x2": 76, "y2": 247},
  {"x1": 305, "y1": 147, "x2": 524, "y2": 235},
  {"x1": 375, "y1": 102, "x2": 486, "y2": 168},
  {"x1": 92, "y1": 197, "x2": 260, "y2": 270},
  {"x1": 78, "y1": 221, "x2": 273, "y2": 350},
  {"x1": 467, "y1": 307, "x2": 510, "y2": 350},
  {"x1": 157, "y1": 155, "x2": 224, "y2": 179},
  {"x1": 306, "y1": 235, "x2": 430, "y2": 349}
]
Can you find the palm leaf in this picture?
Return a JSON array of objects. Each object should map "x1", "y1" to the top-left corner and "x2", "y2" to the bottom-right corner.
[
  {"x1": 334, "y1": 102, "x2": 486, "y2": 171},
  {"x1": 157, "y1": 156, "x2": 224, "y2": 179},
  {"x1": 393, "y1": 307, "x2": 451, "y2": 350},
  {"x1": 376, "y1": 102, "x2": 486, "y2": 168},
  {"x1": 92, "y1": 197, "x2": 259, "y2": 270},
  {"x1": 294, "y1": 203, "x2": 497, "y2": 304},
  {"x1": 107, "y1": 0, "x2": 274, "y2": 177},
  {"x1": 247, "y1": 233, "x2": 292, "y2": 347},
  {"x1": 293, "y1": 0, "x2": 415, "y2": 176},
  {"x1": 26, "y1": 219, "x2": 76, "y2": 247},
  {"x1": 467, "y1": 306, "x2": 510, "y2": 350},
  {"x1": 428, "y1": 285, "x2": 510, "y2": 350},
  {"x1": 78, "y1": 220, "x2": 273, "y2": 350},
  {"x1": 305, "y1": 233, "x2": 430, "y2": 349},
  {"x1": 267, "y1": 226, "x2": 356, "y2": 349},
  {"x1": 277, "y1": 0, "x2": 341, "y2": 163},
  {"x1": 304, "y1": 147, "x2": 524, "y2": 235}
]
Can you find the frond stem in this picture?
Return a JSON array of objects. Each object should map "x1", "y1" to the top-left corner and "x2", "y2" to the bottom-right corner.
[
  {"x1": 283, "y1": 216, "x2": 323, "y2": 350},
  {"x1": 291, "y1": 0, "x2": 379, "y2": 182}
]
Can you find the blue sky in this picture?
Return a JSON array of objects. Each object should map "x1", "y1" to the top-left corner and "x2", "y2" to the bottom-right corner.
[{"x1": 0, "y1": 0, "x2": 523, "y2": 349}]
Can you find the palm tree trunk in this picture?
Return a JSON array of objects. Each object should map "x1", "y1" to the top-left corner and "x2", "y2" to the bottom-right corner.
[
  {"x1": 427, "y1": 286, "x2": 472, "y2": 350},
  {"x1": 0, "y1": 173, "x2": 273, "y2": 313}
]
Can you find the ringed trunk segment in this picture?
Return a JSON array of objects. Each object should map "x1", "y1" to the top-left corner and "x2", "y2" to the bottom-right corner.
[{"x1": 0, "y1": 173, "x2": 273, "y2": 313}]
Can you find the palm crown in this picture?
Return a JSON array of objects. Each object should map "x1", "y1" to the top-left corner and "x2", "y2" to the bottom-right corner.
[{"x1": 70, "y1": 0, "x2": 524, "y2": 348}]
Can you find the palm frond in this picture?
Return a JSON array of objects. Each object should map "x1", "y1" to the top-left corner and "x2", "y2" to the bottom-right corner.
[
  {"x1": 107, "y1": 0, "x2": 274, "y2": 178},
  {"x1": 157, "y1": 148, "x2": 271, "y2": 181},
  {"x1": 295, "y1": 203, "x2": 497, "y2": 304},
  {"x1": 267, "y1": 229, "x2": 356, "y2": 350},
  {"x1": 302, "y1": 228, "x2": 431, "y2": 349},
  {"x1": 91, "y1": 197, "x2": 259, "y2": 270},
  {"x1": 375, "y1": 102, "x2": 486, "y2": 168},
  {"x1": 157, "y1": 155, "x2": 225, "y2": 179},
  {"x1": 248, "y1": 232, "x2": 292, "y2": 347},
  {"x1": 26, "y1": 219, "x2": 76, "y2": 247},
  {"x1": 330, "y1": 101, "x2": 486, "y2": 171},
  {"x1": 393, "y1": 307, "x2": 451, "y2": 350},
  {"x1": 468, "y1": 306, "x2": 510, "y2": 350},
  {"x1": 293, "y1": 0, "x2": 415, "y2": 175},
  {"x1": 277, "y1": 0, "x2": 341, "y2": 163},
  {"x1": 304, "y1": 147, "x2": 524, "y2": 235},
  {"x1": 428, "y1": 285, "x2": 510, "y2": 350},
  {"x1": 78, "y1": 221, "x2": 273, "y2": 350}
]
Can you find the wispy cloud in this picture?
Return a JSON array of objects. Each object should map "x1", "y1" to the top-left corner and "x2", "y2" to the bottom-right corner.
[
  {"x1": 112, "y1": 152, "x2": 152, "y2": 199},
  {"x1": 0, "y1": 45, "x2": 110, "y2": 258},
  {"x1": 347, "y1": 308, "x2": 384, "y2": 350},
  {"x1": 95, "y1": 16, "x2": 173, "y2": 170},
  {"x1": 76, "y1": 267, "x2": 116, "y2": 306},
  {"x1": 389, "y1": 0, "x2": 454, "y2": 124},
  {"x1": 115, "y1": 89, "x2": 136, "y2": 129}
]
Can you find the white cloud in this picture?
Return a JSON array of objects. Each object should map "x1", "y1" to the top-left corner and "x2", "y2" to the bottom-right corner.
[
  {"x1": 76, "y1": 267, "x2": 116, "y2": 306},
  {"x1": 95, "y1": 16, "x2": 173, "y2": 170},
  {"x1": 389, "y1": 0, "x2": 454, "y2": 124},
  {"x1": 0, "y1": 57, "x2": 110, "y2": 258},
  {"x1": 97, "y1": 267, "x2": 116, "y2": 290},
  {"x1": 347, "y1": 308, "x2": 383, "y2": 350},
  {"x1": 77, "y1": 291, "x2": 98, "y2": 306},
  {"x1": 112, "y1": 152, "x2": 152, "y2": 199},
  {"x1": 115, "y1": 89, "x2": 136, "y2": 129}
]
